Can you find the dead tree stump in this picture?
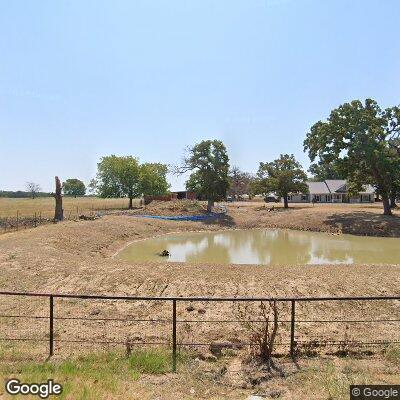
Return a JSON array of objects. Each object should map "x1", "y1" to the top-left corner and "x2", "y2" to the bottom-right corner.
[{"x1": 54, "y1": 176, "x2": 64, "y2": 221}]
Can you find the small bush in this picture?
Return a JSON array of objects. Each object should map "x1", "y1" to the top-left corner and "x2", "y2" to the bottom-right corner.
[{"x1": 129, "y1": 349, "x2": 170, "y2": 374}]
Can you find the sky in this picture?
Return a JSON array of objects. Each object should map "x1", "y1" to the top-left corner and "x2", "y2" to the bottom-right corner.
[{"x1": 0, "y1": 0, "x2": 399, "y2": 192}]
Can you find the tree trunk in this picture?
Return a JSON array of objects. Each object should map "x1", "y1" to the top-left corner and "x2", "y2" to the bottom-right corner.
[
  {"x1": 54, "y1": 176, "x2": 64, "y2": 221},
  {"x1": 207, "y1": 199, "x2": 214, "y2": 213},
  {"x1": 382, "y1": 194, "x2": 392, "y2": 216},
  {"x1": 283, "y1": 195, "x2": 288, "y2": 209},
  {"x1": 129, "y1": 196, "x2": 133, "y2": 209},
  {"x1": 390, "y1": 192, "x2": 397, "y2": 209}
]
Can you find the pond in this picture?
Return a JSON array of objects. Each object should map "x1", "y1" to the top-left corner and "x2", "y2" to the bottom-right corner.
[{"x1": 117, "y1": 229, "x2": 400, "y2": 266}]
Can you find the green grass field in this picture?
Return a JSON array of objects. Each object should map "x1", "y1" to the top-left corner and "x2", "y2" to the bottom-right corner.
[
  {"x1": 0, "y1": 197, "x2": 140, "y2": 218},
  {"x1": 0, "y1": 348, "x2": 176, "y2": 400}
]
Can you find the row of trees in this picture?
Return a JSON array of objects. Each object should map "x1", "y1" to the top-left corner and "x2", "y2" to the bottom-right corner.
[
  {"x1": 226, "y1": 156, "x2": 308, "y2": 209},
  {"x1": 178, "y1": 140, "x2": 307, "y2": 211},
  {"x1": 20, "y1": 98, "x2": 400, "y2": 216},
  {"x1": 179, "y1": 98, "x2": 400, "y2": 215}
]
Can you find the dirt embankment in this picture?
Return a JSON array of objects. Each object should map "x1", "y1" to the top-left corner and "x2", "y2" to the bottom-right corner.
[
  {"x1": 226, "y1": 202, "x2": 400, "y2": 237},
  {"x1": 0, "y1": 201, "x2": 399, "y2": 358},
  {"x1": 112, "y1": 200, "x2": 400, "y2": 236},
  {"x1": 0, "y1": 202, "x2": 399, "y2": 297},
  {"x1": 126, "y1": 199, "x2": 209, "y2": 216}
]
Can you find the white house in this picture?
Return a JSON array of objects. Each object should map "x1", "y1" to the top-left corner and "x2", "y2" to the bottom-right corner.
[{"x1": 287, "y1": 180, "x2": 375, "y2": 203}]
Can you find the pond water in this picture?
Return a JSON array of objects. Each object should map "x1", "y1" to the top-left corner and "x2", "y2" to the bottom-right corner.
[{"x1": 117, "y1": 229, "x2": 400, "y2": 266}]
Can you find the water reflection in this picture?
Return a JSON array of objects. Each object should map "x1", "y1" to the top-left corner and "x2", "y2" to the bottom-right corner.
[{"x1": 118, "y1": 229, "x2": 400, "y2": 266}]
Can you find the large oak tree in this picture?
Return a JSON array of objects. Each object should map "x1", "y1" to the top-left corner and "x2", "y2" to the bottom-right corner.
[
  {"x1": 255, "y1": 154, "x2": 308, "y2": 208},
  {"x1": 63, "y1": 178, "x2": 86, "y2": 197},
  {"x1": 304, "y1": 99, "x2": 400, "y2": 215},
  {"x1": 92, "y1": 156, "x2": 169, "y2": 209},
  {"x1": 180, "y1": 140, "x2": 230, "y2": 212},
  {"x1": 308, "y1": 158, "x2": 344, "y2": 181},
  {"x1": 139, "y1": 163, "x2": 170, "y2": 196}
]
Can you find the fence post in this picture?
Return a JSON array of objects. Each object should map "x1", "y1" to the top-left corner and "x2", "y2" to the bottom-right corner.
[
  {"x1": 290, "y1": 300, "x2": 296, "y2": 359},
  {"x1": 16, "y1": 211, "x2": 19, "y2": 231},
  {"x1": 34, "y1": 212, "x2": 37, "y2": 228},
  {"x1": 49, "y1": 295, "x2": 54, "y2": 357},
  {"x1": 172, "y1": 299, "x2": 177, "y2": 372}
]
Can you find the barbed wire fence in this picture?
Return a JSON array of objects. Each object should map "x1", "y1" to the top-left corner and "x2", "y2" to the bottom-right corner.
[{"x1": 0, "y1": 202, "x2": 136, "y2": 233}]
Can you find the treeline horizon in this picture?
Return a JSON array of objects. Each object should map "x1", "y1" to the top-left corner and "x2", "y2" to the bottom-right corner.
[
  {"x1": 0, "y1": 190, "x2": 53, "y2": 198},
  {"x1": 0, "y1": 190, "x2": 98, "y2": 198},
  {"x1": 1, "y1": 98, "x2": 399, "y2": 215}
]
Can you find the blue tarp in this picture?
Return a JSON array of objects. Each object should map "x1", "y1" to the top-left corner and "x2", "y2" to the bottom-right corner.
[{"x1": 133, "y1": 213, "x2": 220, "y2": 221}]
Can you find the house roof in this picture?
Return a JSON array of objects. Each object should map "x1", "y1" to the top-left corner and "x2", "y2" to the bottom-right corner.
[
  {"x1": 306, "y1": 180, "x2": 375, "y2": 195},
  {"x1": 359, "y1": 184, "x2": 375, "y2": 194},
  {"x1": 325, "y1": 180, "x2": 347, "y2": 193},
  {"x1": 306, "y1": 181, "x2": 330, "y2": 194}
]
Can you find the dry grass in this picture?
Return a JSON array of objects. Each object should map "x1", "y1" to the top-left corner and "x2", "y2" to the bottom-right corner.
[
  {"x1": 0, "y1": 202, "x2": 399, "y2": 398},
  {"x1": 0, "y1": 197, "x2": 140, "y2": 218},
  {"x1": 0, "y1": 203, "x2": 399, "y2": 357},
  {"x1": 0, "y1": 345, "x2": 399, "y2": 399}
]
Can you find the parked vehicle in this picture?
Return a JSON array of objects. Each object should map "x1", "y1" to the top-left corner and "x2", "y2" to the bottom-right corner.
[{"x1": 264, "y1": 195, "x2": 280, "y2": 203}]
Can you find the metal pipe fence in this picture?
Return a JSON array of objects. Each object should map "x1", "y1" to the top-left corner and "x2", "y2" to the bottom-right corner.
[{"x1": 0, "y1": 291, "x2": 399, "y2": 372}]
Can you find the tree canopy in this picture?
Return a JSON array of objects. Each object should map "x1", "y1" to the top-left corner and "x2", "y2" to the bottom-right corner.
[
  {"x1": 254, "y1": 154, "x2": 308, "y2": 208},
  {"x1": 308, "y1": 158, "x2": 344, "y2": 181},
  {"x1": 92, "y1": 155, "x2": 169, "y2": 208},
  {"x1": 228, "y1": 167, "x2": 255, "y2": 199},
  {"x1": 139, "y1": 163, "x2": 170, "y2": 196},
  {"x1": 180, "y1": 140, "x2": 230, "y2": 212},
  {"x1": 304, "y1": 99, "x2": 400, "y2": 215},
  {"x1": 63, "y1": 178, "x2": 86, "y2": 197}
]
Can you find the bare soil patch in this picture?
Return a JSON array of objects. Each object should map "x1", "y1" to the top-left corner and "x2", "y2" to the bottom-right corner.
[{"x1": 0, "y1": 203, "x2": 399, "y2": 352}]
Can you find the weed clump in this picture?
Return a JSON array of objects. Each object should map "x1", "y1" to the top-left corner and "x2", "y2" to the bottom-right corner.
[{"x1": 128, "y1": 349, "x2": 171, "y2": 374}]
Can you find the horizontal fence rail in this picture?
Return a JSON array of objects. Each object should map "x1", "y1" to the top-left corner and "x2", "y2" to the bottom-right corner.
[{"x1": 0, "y1": 291, "x2": 399, "y2": 372}]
